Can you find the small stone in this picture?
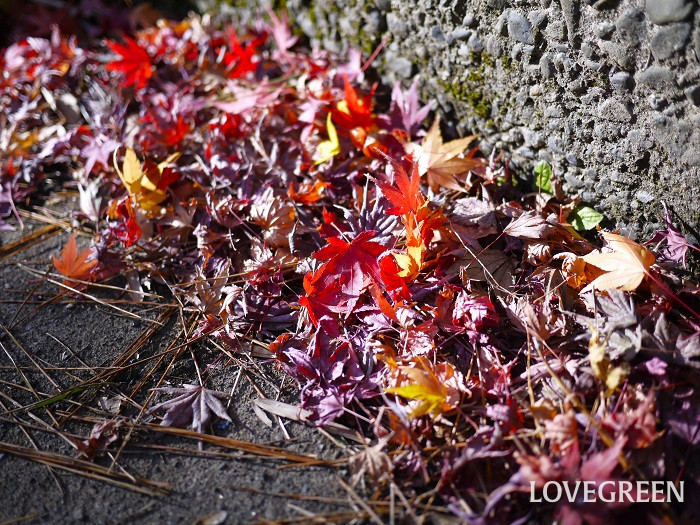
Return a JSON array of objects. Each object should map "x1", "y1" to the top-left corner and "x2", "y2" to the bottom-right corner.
[
  {"x1": 452, "y1": 27, "x2": 471, "y2": 41},
  {"x1": 386, "y1": 13, "x2": 407, "y2": 37},
  {"x1": 598, "y1": 99, "x2": 633, "y2": 122},
  {"x1": 560, "y1": 0, "x2": 576, "y2": 43},
  {"x1": 514, "y1": 146, "x2": 535, "y2": 159},
  {"x1": 468, "y1": 32, "x2": 485, "y2": 51},
  {"x1": 387, "y1": 57, "x2": 413, "y2": 78},
  {"x1": 544, "y1": 20, "x2": 567, "y2": 41},
  {"x1": 547, "y1": 135, "x2": 565, "y2": 154},
  {"x1": 529, "y1": 84, "x2": 543, "y2": 97},
  {"x1": 528, "y1": 9, "x2": 548, "y2": 29},
  {"x1": 644, "y1": 0, "x2": 696, "y2": 25},
  {"x1": 507, "y1": 11, "x2": 535, "y2": 44},
  {"x1": 522, "y1": 128, "x2": 545, "y2": 148},
  {"x1": 564, "y1": 173, "x2": 585, "y2": 189},
  {"x1": 595, "y1": 22, "x2": 615, "y2": 39},
  {"x1": 610, "y1": 72, "x2": 632, "y2": 91},
  {"x1": 615, "y1": 8, "x2": 647, "y2": 44},
  {"x1": 485, "y1": 35, "x2": 503, "y2": 56},
  {"x1": 374, "y1": 0, "x2": 391, "y2": 10},
  {"x1": 584, "y1": 60, "x2": 603, "y2": 72},
  {"x1": 463, "y1": 13, "x2": 476, "y2": 27},
  {"x1": 566, "y1": 153, "x2": 581, "y2": 166},
  {"x1": 431, "y1": 25, "x2": 445, "y2": 42},
  {"x1": 539, "y1": 54, "x2": 554, "y2": 79},
  {"x1": 651, "y1": 23, "x2": 691, "y2": 60},
  {"x1": 638, "y1": 66, "x2": 675, "y2": 89},
  {"x1": 635, "y1": 190, "x2": 655, "y2": 203},
  {"x1": 686, "y1": 86, "x2": 700, "y2": 106}
]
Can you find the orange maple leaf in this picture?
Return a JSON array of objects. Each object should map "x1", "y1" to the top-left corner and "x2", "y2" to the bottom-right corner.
[{"x1": 52, "y1": 234, "x2": 98, "y2": 286}]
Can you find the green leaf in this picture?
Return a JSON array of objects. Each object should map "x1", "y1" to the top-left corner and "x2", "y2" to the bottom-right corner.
[
  {"x1": 534, "y1": 161, "x2": 553, "y2": 193},
  {"x1": 569, "y1": 205, "x2": 603, "y2": 231}
]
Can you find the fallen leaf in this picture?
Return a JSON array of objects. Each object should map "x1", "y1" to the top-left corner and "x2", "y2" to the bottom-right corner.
[
  {"x1": 568, "y1": 205, "x2": 603, "y2": 231},
  {"x1": 150, "y1": 384, "x2": 232, "y2": 435},
  {"x1": 583, "y1": 232, "x2": 655, "y2": 291},
  {"x1": 115, "y1": 148, "x2": 179, "y2": 210},
  {"x1": 409, "y1": 116, "x2": 484, "y2": 192},
  {"x1": 503, "y1": 211, "x2": 555, "y2": 240},
  {"x1": 52, "y1": 233, "x2": 98, "y2": 286},
  {"x1": 105, "y1": 36, "x2": 153, "y2": 90},
  {"x1": 315, "y1": 113, "x2": 340, "y2": 164}
]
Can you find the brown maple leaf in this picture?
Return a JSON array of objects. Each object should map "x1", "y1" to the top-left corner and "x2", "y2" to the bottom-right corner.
[
  {"x1": 408, "y1": 116, "x2": 485, "y2": 192},
  {"x1": 52, "y1": 233, "x2": 98, "y2": 286}
]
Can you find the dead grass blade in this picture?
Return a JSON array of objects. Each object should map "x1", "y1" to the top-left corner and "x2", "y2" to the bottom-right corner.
[
  {"x1": 0, "y1": 512, "x2": 41, "y2": 525},
  {"x1": 128, "y1": 422, "x2": 332, "y2": 465},
  {"x1": 0, "y1": 224, "x2": 62, "y2": 262},
  {"x1": 0, "y1": 441, "x2": 170, "y2": 496}
]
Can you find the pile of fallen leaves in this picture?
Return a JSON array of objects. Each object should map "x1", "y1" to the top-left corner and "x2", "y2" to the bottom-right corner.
[{"x1": 2, "y1": 7, "x2": 700, "y2": 523}]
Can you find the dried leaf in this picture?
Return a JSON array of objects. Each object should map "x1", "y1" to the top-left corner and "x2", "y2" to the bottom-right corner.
[
  {"x1": 150, "y1": 384, "x2": 232, "y2": 435},
  {"x1": 583, "y1": 232, "x2": 655, "y2": 291}
]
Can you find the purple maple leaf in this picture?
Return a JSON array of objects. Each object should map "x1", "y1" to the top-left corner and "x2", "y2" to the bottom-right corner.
[
  {"x1": 149, "y1": 384, "x2": 232, "y2": 435},
  {"x1": 387, "y1": 78, "x2": 434, "y2": 139},
  {"x1": 647, "y1": 204, "x2": 698, "y2": 267}
]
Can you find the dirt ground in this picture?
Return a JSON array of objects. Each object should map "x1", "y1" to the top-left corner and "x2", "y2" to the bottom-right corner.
[{"x1": 0, "y1": 216, "x2": 355, "y2": 524}]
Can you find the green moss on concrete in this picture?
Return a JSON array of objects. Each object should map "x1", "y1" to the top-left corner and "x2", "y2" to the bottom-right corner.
[{"x1": 438, "y1": 79, "x2": 492, "y2": 119}]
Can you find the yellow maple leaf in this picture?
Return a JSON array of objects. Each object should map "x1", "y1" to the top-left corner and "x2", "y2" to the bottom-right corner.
[
  {"x1": 314, "y1": 113, "x2": 340, "y2": 164},
  {"x1": 588, "y1": 327, "x2": 629, "y2": 390},
  {"x1": 582, "y1": 232, "x2": 655, "y2": 291},
  {"x1": 114, "y1": 148, "x2": 180, "y2": 210},
  {"x1": 386, "y1": 358, "x2": 461, "y2": 418},
  {"x1": 393, "y1": 237, "x2": 423, "y2": 280}
]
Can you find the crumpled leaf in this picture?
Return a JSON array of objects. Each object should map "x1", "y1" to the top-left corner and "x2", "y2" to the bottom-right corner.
[
  {"x1": 315, "y1": 113, "x2": 341, "y2": 164},
  {"x1": 114, "y1": 148, "x2": 180, "y2": 210},
  {"x1": 386, "y1": 357, "x2": 467, "y2": 418},
  {"x1": 588, "y1": 326, "x2": 629, "y2": 390},
  {"x1": 647, "y1": 203, "x2": 695, "y2": 267}
]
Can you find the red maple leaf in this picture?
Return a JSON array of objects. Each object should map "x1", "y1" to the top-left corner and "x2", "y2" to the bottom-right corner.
[
  {"x1": 331, "y1": 75, "x2": 377, "y2": 131},
  {"x1": 105, "y1": 36, "x2": 153, "y2": 90},
  {"x1": 377, "y1": 161, "x2": 425, "y2": 216},
  {"x1": 312, "y1": 231, "x2": 386, "y2": 296},
  {"x1": 300, "y1": 232, "x2": 388, "y2": 324},
  {"x1": 224, "y1": 30, "x2": 260, "y2": 79},
  {"x1": 379, "y1": 255, "x2": 412, "y2": 301},
  {"x1": 299, "y1": 274, "x2": 355, "y2": 325}
]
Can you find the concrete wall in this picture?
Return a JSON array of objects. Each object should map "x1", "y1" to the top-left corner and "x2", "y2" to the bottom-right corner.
[{"x1": 201, "y1": 0, "x2": 700, "y2": 240}]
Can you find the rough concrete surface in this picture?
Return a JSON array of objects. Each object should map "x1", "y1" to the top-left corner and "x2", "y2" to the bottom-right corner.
[
  {"x1": 202, "y1": 0, "x2": 700, "y2": 241},
  {"x1": 0, "y1": 220, "x2": 348, "y2": 524}
]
